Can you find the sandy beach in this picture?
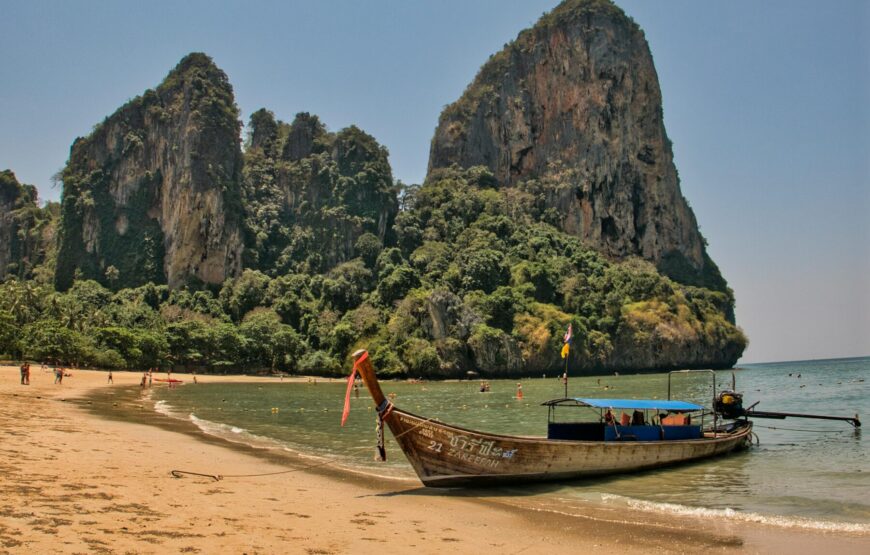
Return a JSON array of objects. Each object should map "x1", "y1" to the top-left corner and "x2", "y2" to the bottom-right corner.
[{"x1": 0, "y1": 365, "x2": 866, "y2": 554}]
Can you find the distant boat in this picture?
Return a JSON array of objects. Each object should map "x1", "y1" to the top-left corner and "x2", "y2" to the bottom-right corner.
[{"x1": 350, "y1": 350, "x2": 754, "y2": 487}]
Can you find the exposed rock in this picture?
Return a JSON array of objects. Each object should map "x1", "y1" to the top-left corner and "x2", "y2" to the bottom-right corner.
[
  {"x1": 428, "y1": 0, "x2": 724, "y2": 290},
  {"x1": 607, "y1": 316, "x2": 744, "y2": 371},
  {"x1": 281, "y1": 112, "x2": 327, "y2": 162},
  {"x1": 468, "y1": 325, "x2": 524, "y2": 376},
  {"x1": 0, "y1": 170, "x2": 31, "y2": 277},
  {"x1": 247, "y1": 108, "x2": 281, "y2": 158},
  {"x1": 55, "y1": 53, "x2": 245, "y2": 290},
  {"x1": 422, "y1": 289, "x2": 479, "y2": 341}
]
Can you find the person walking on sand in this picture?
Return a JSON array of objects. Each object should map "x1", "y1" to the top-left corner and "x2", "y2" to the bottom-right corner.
[
  {"x1": 25, "y1": 362, "x2": 31, "y2": 385},
  {"x1": 107, "y1": 371, "x2": 113, "y2": 384},
  {"x1": 20, "y1": 362, "x2": 27, "y2": 385}
]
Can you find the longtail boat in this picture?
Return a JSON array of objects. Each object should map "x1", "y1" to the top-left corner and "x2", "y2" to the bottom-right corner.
[{"x1": 348, "y1": 350, "x2": 755, "y2": 487}]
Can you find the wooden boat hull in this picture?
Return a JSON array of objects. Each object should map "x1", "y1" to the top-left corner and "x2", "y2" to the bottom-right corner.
[
  {"x1": 384, "y1": 408, "x2": 753, "y2": 487},
  {"x1": 349, "y1": 349, "x2": 753, "y2": 488}
]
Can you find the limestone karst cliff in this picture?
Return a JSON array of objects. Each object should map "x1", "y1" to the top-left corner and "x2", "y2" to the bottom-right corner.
[
  {"x1": 0, "y1": 170, "x2": 56, "y2": 280},
  {"x1": 0, "y1": 170, "x2": 34, "y2": 278},
  {"x1": 5, "y1": 8, "x2": 746, "y2": 376},
  {"x1": 429, "y1": 0, "x2": 725, "y2": 291},
  {"x1": 55, "y1": 53, "x2": 245, "y2": 290}
]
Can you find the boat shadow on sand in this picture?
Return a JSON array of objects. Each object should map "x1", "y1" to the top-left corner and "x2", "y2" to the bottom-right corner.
[{"x1": 363, "y1": 448, "x2": 754, "y2": 501}]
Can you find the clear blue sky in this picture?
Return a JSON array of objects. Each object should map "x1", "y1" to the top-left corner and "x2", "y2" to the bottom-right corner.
[{"x1": 1, "y1": 0, "x2": 868, "y2": 364}]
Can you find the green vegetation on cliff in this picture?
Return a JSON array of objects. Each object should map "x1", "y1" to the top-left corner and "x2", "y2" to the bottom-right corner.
[
  {"x1": 1, "y1": 164, "x2": 746, "y2": 376},
  {"x1": 241, "y1": 109, "x2": 397, "y2": 276},
  {"x1": 0, "y1": 170, "x2": 58, "y2": 282}
]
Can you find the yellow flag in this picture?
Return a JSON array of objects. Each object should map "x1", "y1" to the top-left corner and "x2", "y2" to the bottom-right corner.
[{"x1": 561, "y1": 343, "x2": 570, "y2": 359}]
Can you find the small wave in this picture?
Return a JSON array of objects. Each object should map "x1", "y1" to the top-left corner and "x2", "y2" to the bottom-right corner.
[
  {"x1": 600, "y1": 494, "x2": 870, "y2": 534},
  {"x1": 185, "y1": 414, "x2": 329, "y2": 464},
  {"x1": 187, "y1": 414, "x2": 266, "y2": 445},
  {"x1": 177, "y1": 414, "x2": 415, "y2": 483},
  {"x1": 153, "y1": 400, "x2": 176, "y2": 418}
]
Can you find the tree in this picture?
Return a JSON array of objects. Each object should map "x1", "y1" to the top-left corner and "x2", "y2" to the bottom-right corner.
[
  {"x1": 0, "y1": 310, "x2": 18, "y2": 357},
  {"x1": 458, "y1": 249, "x2": 507, "y2": 293},
  {"x1": 220, "y1": 270, "x2": 271, "y2": 321},
  {"x1": 354, "y1": 232, "x2": 382, "y2": 268},
  {"x1": 376, "y1": 265, "x2": 420, "y2": 306},
  {"x1": 239, "y1": 308, "x2": 304, "y2": 371},
  {"x1": 23, "y1": 321, "x2": 92, "y2": 365},
  {"x1": 105, "y1": 265, "x2": 120, "y2": 288}
]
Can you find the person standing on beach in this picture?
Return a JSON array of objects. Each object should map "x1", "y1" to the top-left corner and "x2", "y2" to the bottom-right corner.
[
  {"x1": 20, "y1": 362, "x2": 28, "y2": 385},
  {"x1": 108, "y1": 371, "x2": 113, "y2": 384},
  {"x1": 148, "y1": 369, "x2": 153, "y2": 387}
]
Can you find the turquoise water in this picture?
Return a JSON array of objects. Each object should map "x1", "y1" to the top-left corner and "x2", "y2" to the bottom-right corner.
[{"x1": 152, "y1": 357, "x2": 870, "y2": 532}]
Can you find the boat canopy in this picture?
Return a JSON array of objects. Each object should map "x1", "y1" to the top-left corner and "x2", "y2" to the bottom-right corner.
[{"x1": 543, "y1": 398, "x2": 703, "y2": 412}]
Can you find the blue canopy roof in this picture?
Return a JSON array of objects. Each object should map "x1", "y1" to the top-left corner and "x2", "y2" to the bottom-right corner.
[{"x1": 548, "y1": 398, "x2": 703, "y2": 411}]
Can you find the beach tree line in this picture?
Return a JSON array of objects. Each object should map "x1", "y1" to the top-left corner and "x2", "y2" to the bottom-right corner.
[{"x1": 0, "y1": 166, "x2": 746, "y2": 377}]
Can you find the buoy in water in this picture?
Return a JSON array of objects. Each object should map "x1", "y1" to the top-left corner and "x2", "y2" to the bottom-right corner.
[{"x1": 271, "y1": 407, "x2": 279, "y2": 413}]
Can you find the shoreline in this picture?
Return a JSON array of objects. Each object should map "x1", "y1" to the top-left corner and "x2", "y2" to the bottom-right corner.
[{"x1": 1, "y1": 366, "x2": 867, "y2": 554}]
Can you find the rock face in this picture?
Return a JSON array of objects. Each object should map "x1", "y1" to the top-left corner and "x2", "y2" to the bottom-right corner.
[
  {"x1": 0, "y1": 170, "x2": 31, "y2": 277},
  {"x1": 55, "y1": 53, "x2": 244, "y2": 290},
  {"x1": 429, "y1": 0, "x2": 723, "y2": 290}
]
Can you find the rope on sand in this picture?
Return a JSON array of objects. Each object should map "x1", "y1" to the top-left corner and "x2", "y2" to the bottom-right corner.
[
  {"x1": 170, "y1": 470, "x2": 222, "y2": 481},
  {"x1": 170, "y1": 445, "x2": 386, "y2": 482},
  {"x1": 171, "y1": 459, "x2": 338, "y2": 482}
]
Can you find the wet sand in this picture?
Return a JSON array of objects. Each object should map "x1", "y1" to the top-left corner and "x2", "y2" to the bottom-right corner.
[{"x1": 1, "y1": 365, "x2": 866, "y2": 554}]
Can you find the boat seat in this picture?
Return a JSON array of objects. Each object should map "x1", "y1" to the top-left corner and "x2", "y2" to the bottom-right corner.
[{"x1": 661, "y1": 414, "x2": 689, "y2": 426}]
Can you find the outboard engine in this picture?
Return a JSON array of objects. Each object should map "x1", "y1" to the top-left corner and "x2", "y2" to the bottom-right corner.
[{"x1": 715, "y1": 390, "x2": 745, "y2": 419}]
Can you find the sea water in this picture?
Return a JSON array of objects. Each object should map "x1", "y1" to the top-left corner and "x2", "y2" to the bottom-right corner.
[{"x1": 152, "y1": 357, "x2": 869, "y2": 532}]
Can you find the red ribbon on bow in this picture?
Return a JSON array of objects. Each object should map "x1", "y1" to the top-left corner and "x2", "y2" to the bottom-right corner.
[{"x1": 341, "y1": 351, "x2": 368, "y2": 426}]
